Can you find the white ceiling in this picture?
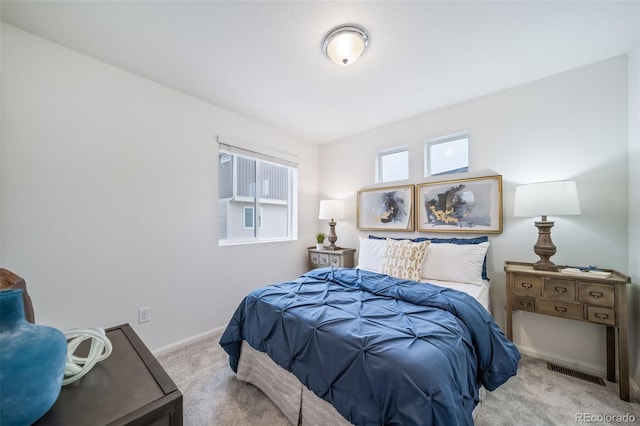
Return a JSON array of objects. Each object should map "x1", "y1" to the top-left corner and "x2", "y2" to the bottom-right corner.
[{"x1": 1, "y1": 1, "x2": 638, "y2": 144}]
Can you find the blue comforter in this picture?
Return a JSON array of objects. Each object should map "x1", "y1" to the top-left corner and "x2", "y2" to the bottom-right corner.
[{"x1": 220, "y1": 267, "x2": 520, "y2": 425}]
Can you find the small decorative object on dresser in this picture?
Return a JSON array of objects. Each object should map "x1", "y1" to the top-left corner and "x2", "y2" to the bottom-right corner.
[
  {"x1": 315, "y1": 232, "x2": 326, "y2": 250},
  {"x1": 0, "y1": 268, "x2": 35, "y2": 323},
  {"x1": 504, "y1": 261, "x2": 631, "y2": 401},
  {"x1": 307, "y1": 246, "x2": 355, "y2": 271},
  {"x1": 0, "y1": 289, "x2": 67, "y2": 426}
]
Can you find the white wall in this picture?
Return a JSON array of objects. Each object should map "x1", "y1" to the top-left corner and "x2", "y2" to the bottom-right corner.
[
  {"x1": 320, "y1": 56, "x2": 629, "y2": 377},
  {"x1": 0, "y1": 24, "x2": 319, "y2": 350}
]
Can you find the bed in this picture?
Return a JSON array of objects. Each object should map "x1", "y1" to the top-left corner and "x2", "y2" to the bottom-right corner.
[{"x1": 220, "y1": 237, "x2": 520, "y2": 425}]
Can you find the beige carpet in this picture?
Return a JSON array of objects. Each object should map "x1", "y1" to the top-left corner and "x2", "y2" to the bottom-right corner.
[{"x1": 157, "y1": 330, "x2": 640, "y2": 425}]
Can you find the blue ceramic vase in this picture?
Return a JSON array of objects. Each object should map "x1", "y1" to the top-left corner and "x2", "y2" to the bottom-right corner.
[{"x1": 0, "y1": 289, "x2": 67, "y2": 426}]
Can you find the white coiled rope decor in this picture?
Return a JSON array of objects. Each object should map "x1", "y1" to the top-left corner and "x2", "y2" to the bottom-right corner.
[{"x1": 62, "y1": 327, "x2": 113, "y2": 386}]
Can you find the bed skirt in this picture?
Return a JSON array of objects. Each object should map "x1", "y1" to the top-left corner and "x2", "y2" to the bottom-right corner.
[{"x1": 236, "y1": 340, "x2": 486, "y2": 425}]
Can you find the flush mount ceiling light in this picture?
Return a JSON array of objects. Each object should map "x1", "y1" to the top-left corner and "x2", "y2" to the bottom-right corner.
[{"x1": 322, "y1": 24, "x2": 370, "y2": 66}]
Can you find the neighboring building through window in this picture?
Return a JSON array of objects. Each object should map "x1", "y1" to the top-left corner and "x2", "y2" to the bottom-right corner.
[
  {"x1": 376, "y1": 146, "x2": 409, "y2": 183},
  {"x1": 243, "y1": 207, "x2": 262, "y2": 229},
  {"x1": 218, "y1": 140, "x2": 297, "y2": 245},
  {"x1": 424, "y1": 135, "x2": 469, "y2": 177}
]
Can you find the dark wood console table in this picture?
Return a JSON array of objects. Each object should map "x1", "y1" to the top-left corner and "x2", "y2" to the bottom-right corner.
[{"x1": 35, "y1": 323, "x2": 183, "y2": 425}]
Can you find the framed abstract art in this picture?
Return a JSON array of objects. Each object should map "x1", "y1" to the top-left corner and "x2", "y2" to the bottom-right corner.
[
  {"x1": 416, "y1": 175, "x2": 503, "y2": 233},
  {"x1": 357, "y1": 185, "x2": 414, "y2": 231}
]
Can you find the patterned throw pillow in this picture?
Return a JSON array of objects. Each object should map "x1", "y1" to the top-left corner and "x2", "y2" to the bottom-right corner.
[{"x1": 382, "y1": 239, "x2": 430, "y2": 281}]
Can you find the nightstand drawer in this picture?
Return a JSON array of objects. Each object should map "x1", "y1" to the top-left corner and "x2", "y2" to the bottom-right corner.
[
  {"x1": 513, "y1": 274, "x2": 542, "y2": 296},
  {"x1": 543, "y1": 278, "x2": 575, "y2": 302},
  {"x1": 587, "y1": 306, "x2": 615, "y2": 326},
  {"x1": 309, "y1": 252, "x2": 329, "y2": 266},
  {"x1": 513, "y1": 296, "x2": 535, "y2": 312},
  {"x1": 579, "y1": 282, "x2": 614, "y2": 307},
  {"x1": 328, "y1": 254, "x2": 343, "y2": 267},
  {"x1": 537, "y1": 299, "x2": 583, "y2": 320}
]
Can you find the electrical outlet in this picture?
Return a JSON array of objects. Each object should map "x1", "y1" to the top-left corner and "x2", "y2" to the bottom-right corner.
[{"x1": 138, "y1": 307, "x2": 151, "y2": 323}]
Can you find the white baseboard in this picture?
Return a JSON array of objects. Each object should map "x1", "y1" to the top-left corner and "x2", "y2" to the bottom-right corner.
[
  {"x1": 152, "y1": 325, "x2": 226, "y2": 356},
  {"x1": 517, "y1": 345, "x2": 607, "y2": 376},
  {"x1": 518, "y1": 344, "x2": 640, "y2": 401}
]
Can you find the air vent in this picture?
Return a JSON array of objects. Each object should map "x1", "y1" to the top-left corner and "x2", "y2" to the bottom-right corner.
[{"x1": 547, "y1": 362, "x2": 606, "y2": 386}]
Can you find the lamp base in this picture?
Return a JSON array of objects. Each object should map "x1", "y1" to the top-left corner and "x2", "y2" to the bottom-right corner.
[
  {"x1": 532, "y1": 219, "x2": 559, "y2": 272},
  {"x1": 327, "y1": 220, "x2": 338, "y2": 250},
  {"x1": 532, "y1": 259, "x2": 559, "y2": 272}
]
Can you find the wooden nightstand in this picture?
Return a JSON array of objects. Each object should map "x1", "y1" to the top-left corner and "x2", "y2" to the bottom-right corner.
[
  {"x1": 504, "y1": 261, "x2": 631, "y2": 401},
  {"x1": 307, "y1": 247, "x2": 355, "y2": 271},
  {"x1": 35, "y1": 324, "x2": 183, "y2": 425}
]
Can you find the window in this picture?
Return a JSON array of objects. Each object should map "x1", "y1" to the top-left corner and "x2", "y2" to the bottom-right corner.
[
  {"x1": 376, "y1": 147, "x2": 409, "y2": 183},
  {"x1": 218, "y1": 140, "x2": 298, "y2": 245},
  {"x1": 424, "y1": 135, "x2": 469, "y2": 177},
  {"x1": 243, "y1": 207, "x2": 262, "y2": 229}
]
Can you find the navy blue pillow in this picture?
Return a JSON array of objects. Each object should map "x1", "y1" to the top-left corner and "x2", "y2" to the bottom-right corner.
[{"x1": 369, "y1": 235, "x2": 490, "y2": 280}]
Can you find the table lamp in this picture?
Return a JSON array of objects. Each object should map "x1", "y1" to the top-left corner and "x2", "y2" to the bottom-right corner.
[
  {"x1": 513, "y1": 180, "x2": 581, "y2": 271},
  {"x1": 318, "y1": 200, "x2": 345, "y2": 251}
]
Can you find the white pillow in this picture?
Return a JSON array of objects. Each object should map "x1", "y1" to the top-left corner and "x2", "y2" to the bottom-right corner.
[
  {"x1": 357, "y1": 237, "x2": 387, "y2": 273},
  {"x1": 421, "y1": 242, "x2": 490, "y2": 285},
  {"x1": 382, "y1": 239, "x2": 430, "y2": 281}
]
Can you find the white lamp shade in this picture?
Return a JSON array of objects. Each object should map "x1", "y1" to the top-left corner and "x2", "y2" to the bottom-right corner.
[
  {"x1": 318, "y1": 200, "x2": 345, "y2": 220},
  {"x1": 513, "y1": 180, "x2": 581, "y2": 218}
]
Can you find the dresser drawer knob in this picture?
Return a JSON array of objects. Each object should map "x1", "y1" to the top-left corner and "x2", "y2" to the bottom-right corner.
[
  {"x1": 521, "y1": 282, "x2": 533, "y2": 289},
  {"x1": 554, "y1": 306, "x2": 567, "y2": 313},
  {"x1": 595, "y1": 313, "x2": 609, "y2": 320},
  {"x1": 519, "y1": 301, "x2": 531, "y2": 308},
  {"x1": 590, "y1": 291, "x2": 603, "y2": 299},
  {"x1": 554, "y1": 287, "x2": 567, "y2": 294},
  {"x1": 332, "y1": 258, "x2": 338, "y2": 264}
]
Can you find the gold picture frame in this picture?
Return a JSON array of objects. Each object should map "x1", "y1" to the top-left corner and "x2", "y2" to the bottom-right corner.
[
  {"x1": 416, "y1": 175, "x2": 503, "y2": 233},
  {"x1": 357, "y1": 184, "x2": 415, "y2": 231}
]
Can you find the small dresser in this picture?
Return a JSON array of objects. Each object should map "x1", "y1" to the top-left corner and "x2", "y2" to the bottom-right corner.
[
  {"x1": 307, "y1": 247, "x2": 355, "y2": 271},
  {"x1": 504, "y1": 261, "x2": 631, "y2": 401},
  {"x1": 35, "y1": 323, "x2": 183, "y2": 425}
]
